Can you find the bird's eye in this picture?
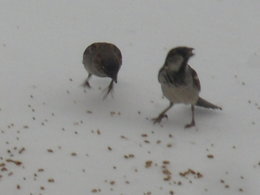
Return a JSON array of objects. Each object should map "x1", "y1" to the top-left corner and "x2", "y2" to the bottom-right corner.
[{"x1": 170, "y1": 55, "x2": 183, "y2": 64}]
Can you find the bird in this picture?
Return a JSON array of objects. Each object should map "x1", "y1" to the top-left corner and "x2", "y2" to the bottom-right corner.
[
  {"x1": 152, "y1": 46, "x2": 222, "y2": 128},
  {"x1": 82, "y1": 42, "x2": 122, "y2": 99}
]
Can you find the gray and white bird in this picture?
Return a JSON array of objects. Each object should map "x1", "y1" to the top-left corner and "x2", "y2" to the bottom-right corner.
[
  {"x1": 152, "y1": 47, "x2": 222, "y2": 128},
  {"x1": 82, "y1": 42, "x2": 122, "y2": 98}
]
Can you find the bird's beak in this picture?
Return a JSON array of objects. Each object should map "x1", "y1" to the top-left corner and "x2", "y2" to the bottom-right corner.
[
  {"x1": 112, "y1": 74, "x2": 118, "y2": 83},
  {"x1": 189, "y1": 48, "x2": 194, "y2": 56}
]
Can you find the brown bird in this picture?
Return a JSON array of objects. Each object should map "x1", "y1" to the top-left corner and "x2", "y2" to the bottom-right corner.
[
  {"x1": 152, "y1": 47, "x2": 222, "y2": 128},
  {"x1": 82, "y1": 42, "x2": 122, "y2": 98}
]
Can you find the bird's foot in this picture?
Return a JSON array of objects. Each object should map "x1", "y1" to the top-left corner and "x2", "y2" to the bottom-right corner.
[
  {"x1": 103, "y1": 81, "x2": 114, "y2": 99},
  {"x1": 185, "y1": 120, "x2": 195, "y2": 128},
  {"x1": 152, "y1": 114, "x2": 168, "y2": 124},
  {"x1": 82, "y1": 79, "x2": 91, "y2": 88}
]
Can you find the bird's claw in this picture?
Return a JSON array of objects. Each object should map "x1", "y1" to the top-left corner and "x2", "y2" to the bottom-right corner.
[
  {"x1": 82, "y1": 80, "x2": 91, "y2": 88},
  {"x1": 102, "y1": 81, "x2": 114, "y2": 100},
  {"x1": 184, "y1": 120, "x2": 195, "y2": 128},
  {"x1": 152, "y1": 114, "x2": 168, "y2": 124}
]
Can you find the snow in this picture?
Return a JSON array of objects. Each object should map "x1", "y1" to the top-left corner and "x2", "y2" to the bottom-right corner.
[{"x1": 1, "y1": 0, "x2": 260, "y2": 194}]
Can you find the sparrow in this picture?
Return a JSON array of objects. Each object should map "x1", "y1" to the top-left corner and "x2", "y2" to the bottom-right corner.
[
  {"x1": 152, "y1": 46, "x2": 222, "y2": 128},
  {"x1": 82, "y1": 42, "x2": 122, "y2": 98}
]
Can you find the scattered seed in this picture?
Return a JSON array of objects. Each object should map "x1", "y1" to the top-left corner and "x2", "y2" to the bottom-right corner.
[
  {"x1": 0, "y1": 163, "x2": 5, "y2": 167},
  {"x1": 207, "y1": 154, "x2": 214, "y2": 159},
  {"x1": 145, "y1": 161, "x2": 153, "y2": 168},
  {"x1": 47, "y1": 149, "x2": 54, "y2": 153},
  {"x1": 110, "y1": 181, "x2": 115, "y2": 185},
  {"x1": 48, "y1": 178, "x2": 55, "y2": 183},
  {"x1": 166, "y1": 143, "x2": 172, "y2": 148},
  {"x1": 71, "y1": 152, "x2": 77, "y2": 156},
  {"x1": 141, "y1": 134, "x2": 148, "y2": 137},
  {"x1": 169, "y1": 190, "x2": 174, "y2": 195},
  {"x1": 124, "y1": 154, "x2": 135, "y2": 159},
  {"x1": 110, "y1": 111, "x2": 116, "y2": 116},
  {"x1": 91, "y1": 188, "x2": 101, "y2": 193},
  {"x1": 179, "y1": 169, "x2": 203, "y2": 178},
  {"x1": 86, "y1": 110, "x2": 93, "y2": 114},
  {"x1": 38, "y1": 168, "x2": 44, "y2": 172},
  {"x1": 120, "y1": 135, "x2": 128, "y2": 140},
  {"x1": 18, "y1": 147, "x2": 26, "y2": 154},
  {"x1": 163, "y1": 160, "x2": 170, "y2": 165},
  {"x1": 6, "y1": 159, "x2": 22, "y2": 166}
]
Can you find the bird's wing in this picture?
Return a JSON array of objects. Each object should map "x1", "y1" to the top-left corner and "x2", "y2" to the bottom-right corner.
[
  {"x1": 99, "y1": 44, "x2": 122, "y2": 65},
  {"x1": 158, "y1": 67, "x2": 185, "y2": 87},
  {"x1": 158, "y1": 67, "x2": 172, "y2": 85},
  {"x1": 188, "y1": 65, "x2": 201, "y2": 91},
  {"x1": 111, "y1": 45, "x2": 122, "y2": 65}
]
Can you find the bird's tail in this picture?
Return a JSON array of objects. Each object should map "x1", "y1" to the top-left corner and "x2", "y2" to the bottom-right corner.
[{"x1": 196, "y1": 97, "x2": 222, "y2": 110}]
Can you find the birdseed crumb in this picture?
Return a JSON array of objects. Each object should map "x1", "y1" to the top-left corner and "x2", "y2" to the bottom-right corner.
[
  {"x1": 86, "y1": 110, "x2": 93, "y2": 114},
  {"x1": 166, "y1": 143, "x2": 172, "y2": 148},
  {"x1": 48, "y1": 178, "x2": 55, "y2": 183},
  {"x1": 47, "y1": 149, "x2": 54, "y2": 153},
  {"x1": 207, "y1": 154, "x2": 214, "y2": 159},
  {"x1": 71, "y1": 152, "x2": 77, "y2": 156},
  {"x1": 6, "y1": 159, "x2": 22, "y2": 166},
  {"x1": 18, "y1": 147, "x2": 26, "y2": 154},
  {"x1": 38, "y1": 168, "x2": 44, "y2": 172},
  {"x1": 91, "y1": 188, "x2": 101, "y2": 193},
  {"x1": 124, "y1": 154, "x2": 135, "y2": 159},
  {"x1": 145, "y1": 161, "x2": 153, "y2": 168},
  {"x1": 163, "y1": 160, "x2": 170, "y2": 165},
  {"x1": 110, "y1": 181, "x2": 115, "y2": 185}
]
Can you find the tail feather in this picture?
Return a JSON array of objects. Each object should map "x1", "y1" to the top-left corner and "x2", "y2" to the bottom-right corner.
[{"x1": 196, "y1": 97, "x2": 222, "y2": 110}]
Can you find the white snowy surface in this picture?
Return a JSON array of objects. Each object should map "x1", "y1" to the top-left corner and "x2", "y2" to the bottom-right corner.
[{"x1": 1, "y1": 0, "x2": 260, "y2": 194}]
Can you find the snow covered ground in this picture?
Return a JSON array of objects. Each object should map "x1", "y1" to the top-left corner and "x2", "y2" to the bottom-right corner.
[{"x1": 1, "y1": 0, "x2": 260, "y2": 194}]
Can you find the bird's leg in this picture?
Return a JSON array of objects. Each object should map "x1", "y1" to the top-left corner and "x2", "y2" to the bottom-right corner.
[
  {"x1": 82, "y1": 73, "x2": 92, "y2": 88},
  {"x1": 185, "y1": 105, "x2": 195, "y2": 128},
  {"x1": 152, "y1": 102, "x2": 173, "y2": 124},
  {"x1": 103, "y1": 79, "x2": 114, "y2": 99}
]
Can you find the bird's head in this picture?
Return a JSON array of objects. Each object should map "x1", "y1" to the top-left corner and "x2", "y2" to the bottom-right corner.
[
  {"x1": 101, "y1": 57, "x2": 120, "y2": 83},
  {"x1": 164, "y1": 47, "x2": 194, "y2": 72}
]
